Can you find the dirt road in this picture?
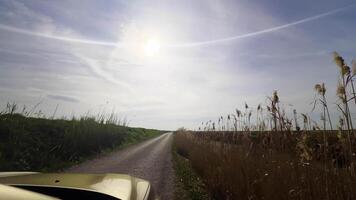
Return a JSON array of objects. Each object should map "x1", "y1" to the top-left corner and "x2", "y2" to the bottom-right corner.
[{"x1": 66, "y1": 132, "x2": 175, "y2": 200}]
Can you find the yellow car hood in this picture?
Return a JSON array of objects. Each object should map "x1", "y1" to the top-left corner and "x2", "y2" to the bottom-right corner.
[{"x1": 0, "y1": 172, "x2": 150, "y2": 200}]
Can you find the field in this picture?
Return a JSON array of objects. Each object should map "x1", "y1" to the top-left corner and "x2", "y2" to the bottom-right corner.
[
  {"x1": 0, "y1": 106, "x2": 162, "y2": 172},
  {"x1": 174, "y1": 53, "x2": 356, "y2": 199}
]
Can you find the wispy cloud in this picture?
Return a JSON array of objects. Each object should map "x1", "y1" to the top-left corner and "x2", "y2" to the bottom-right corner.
[
  {"x1": 2, "y1": 3, "x2": 353, "y2": 49},
  {"x1": 1, "y1": 0, "x2": 356, "y2": 129},
  {"x1": 170, "y1": 3, "x2": 355, "y2": 47},
  {"x1": 47, "y1": 94, "x2": 79, "y2": 103},
  {"x1": 0, "y1": 24, "x2": 123, "y2": 47},
  {"x1": 74, "y1": 54, "x2": 134, "y2": 92}
]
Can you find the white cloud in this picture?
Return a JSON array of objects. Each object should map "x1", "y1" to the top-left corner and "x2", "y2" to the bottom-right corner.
[{"x1": 0, "y1": 0, "x2": 355, "y2": 130}]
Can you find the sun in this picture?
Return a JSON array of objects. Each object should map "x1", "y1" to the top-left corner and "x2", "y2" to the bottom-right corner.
[{"x1": 143, "y1": 38, "x2": 161, "y2": 56}]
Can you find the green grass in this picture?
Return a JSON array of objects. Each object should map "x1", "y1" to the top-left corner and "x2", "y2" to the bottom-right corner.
[
  {"x1": 172, "y1": 140, "x2": 209, "y2": 200},
  {"x1": 0, "y1": 113, "x2": 162, "y2": 172}
]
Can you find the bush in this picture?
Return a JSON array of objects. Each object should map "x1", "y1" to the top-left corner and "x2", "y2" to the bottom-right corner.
[{"x1": 0, "y1": 113, "x2": 160, "y2": 171}]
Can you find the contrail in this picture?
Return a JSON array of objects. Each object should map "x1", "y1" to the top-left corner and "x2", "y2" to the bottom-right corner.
[
  {"x1": 74, "y1": 54, "x2": 134, "y2": 92},
  {"x1": 168, "y1": 4, "x2": 355, "y2": 47},
  {"x1": 0, "y1": 4, "x2": 354, "y2": 48},
  {"x1": 0, "y1": 24, "x2": 121, "y2": 47}
]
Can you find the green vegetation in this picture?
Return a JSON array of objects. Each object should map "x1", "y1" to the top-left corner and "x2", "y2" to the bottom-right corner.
[
  {"x1": 0, "y1": 108, "x2": 161, "y2": 172},
  {"x1": 173, "y1": 53, "x2": 356, "y2": 200},
  {"x1": 172, "y1": 140, "x2": 209, "y2": 200}
]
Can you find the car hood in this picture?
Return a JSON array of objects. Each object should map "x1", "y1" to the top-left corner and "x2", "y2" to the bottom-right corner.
[{"x1": 0, "y1": 172, "x2": 150, "y2": 200}]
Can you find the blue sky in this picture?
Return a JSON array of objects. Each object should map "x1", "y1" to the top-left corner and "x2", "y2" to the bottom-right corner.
[{"x1": 0, "y1": 0, "x2": 355, "y2": 130}]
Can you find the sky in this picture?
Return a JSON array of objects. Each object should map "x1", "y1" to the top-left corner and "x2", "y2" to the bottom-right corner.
[{"x1": 0, "y1": 0, "x2": 355, "y2": 130}]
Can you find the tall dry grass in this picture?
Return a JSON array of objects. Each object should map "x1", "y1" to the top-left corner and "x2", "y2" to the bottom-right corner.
[
  {"x1": 175, "y1": 53, "x2": 356, "y2": 199},
  {"x1": 175, "y1": 130, "x2": 356, "y2": 200}
]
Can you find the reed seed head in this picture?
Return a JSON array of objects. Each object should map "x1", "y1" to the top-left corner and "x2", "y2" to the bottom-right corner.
[
  {"x1": 314, "y1": 83, "x2": 326, "y2": 95},
  {"x1": 314, "y1": 84, "x2": 321, "y2": 94},
  {"x1": 333, "y1": 51, "x2": 345, "y2": 68},
  {"x1": 342, "y1": 65, "x2": 350, "y2": 76},
  {"x1": 236, "y1": 109, "x2": 241, "y2": 117},
  {"x1": 273, "y1": 91, "x2": 279, "y2": 103},
  {"x1": 301, "y1": 113, "x2": 308, "y2": 123}
]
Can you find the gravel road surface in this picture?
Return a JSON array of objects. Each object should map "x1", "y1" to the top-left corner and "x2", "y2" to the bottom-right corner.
[{"x1": 66, "y1": 132, "x2": 175, "y2": 200}]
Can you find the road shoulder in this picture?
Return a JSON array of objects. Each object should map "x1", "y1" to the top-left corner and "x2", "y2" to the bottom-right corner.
[{"x1": 172, "y1": 144, "x2": 210, "y2": 200}]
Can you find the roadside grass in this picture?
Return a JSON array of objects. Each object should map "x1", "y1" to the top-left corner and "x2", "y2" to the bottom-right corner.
[
  {"x1": 172, "y1": 136, "x2": 209, "y2": 200},
  {"x1": 0, "y1": 112, "x2": 162, "y2": 172},
  {"x1": 174, "y1": 130, "x2": 356, "y2": 200},
  {"x1": 172, "y1": 53, "x2": 356, "y2": 199}
]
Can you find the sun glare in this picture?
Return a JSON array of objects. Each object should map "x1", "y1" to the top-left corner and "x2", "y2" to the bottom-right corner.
[{"x1": 143, "y1": 38, "x2": 161, "y2": 56}]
